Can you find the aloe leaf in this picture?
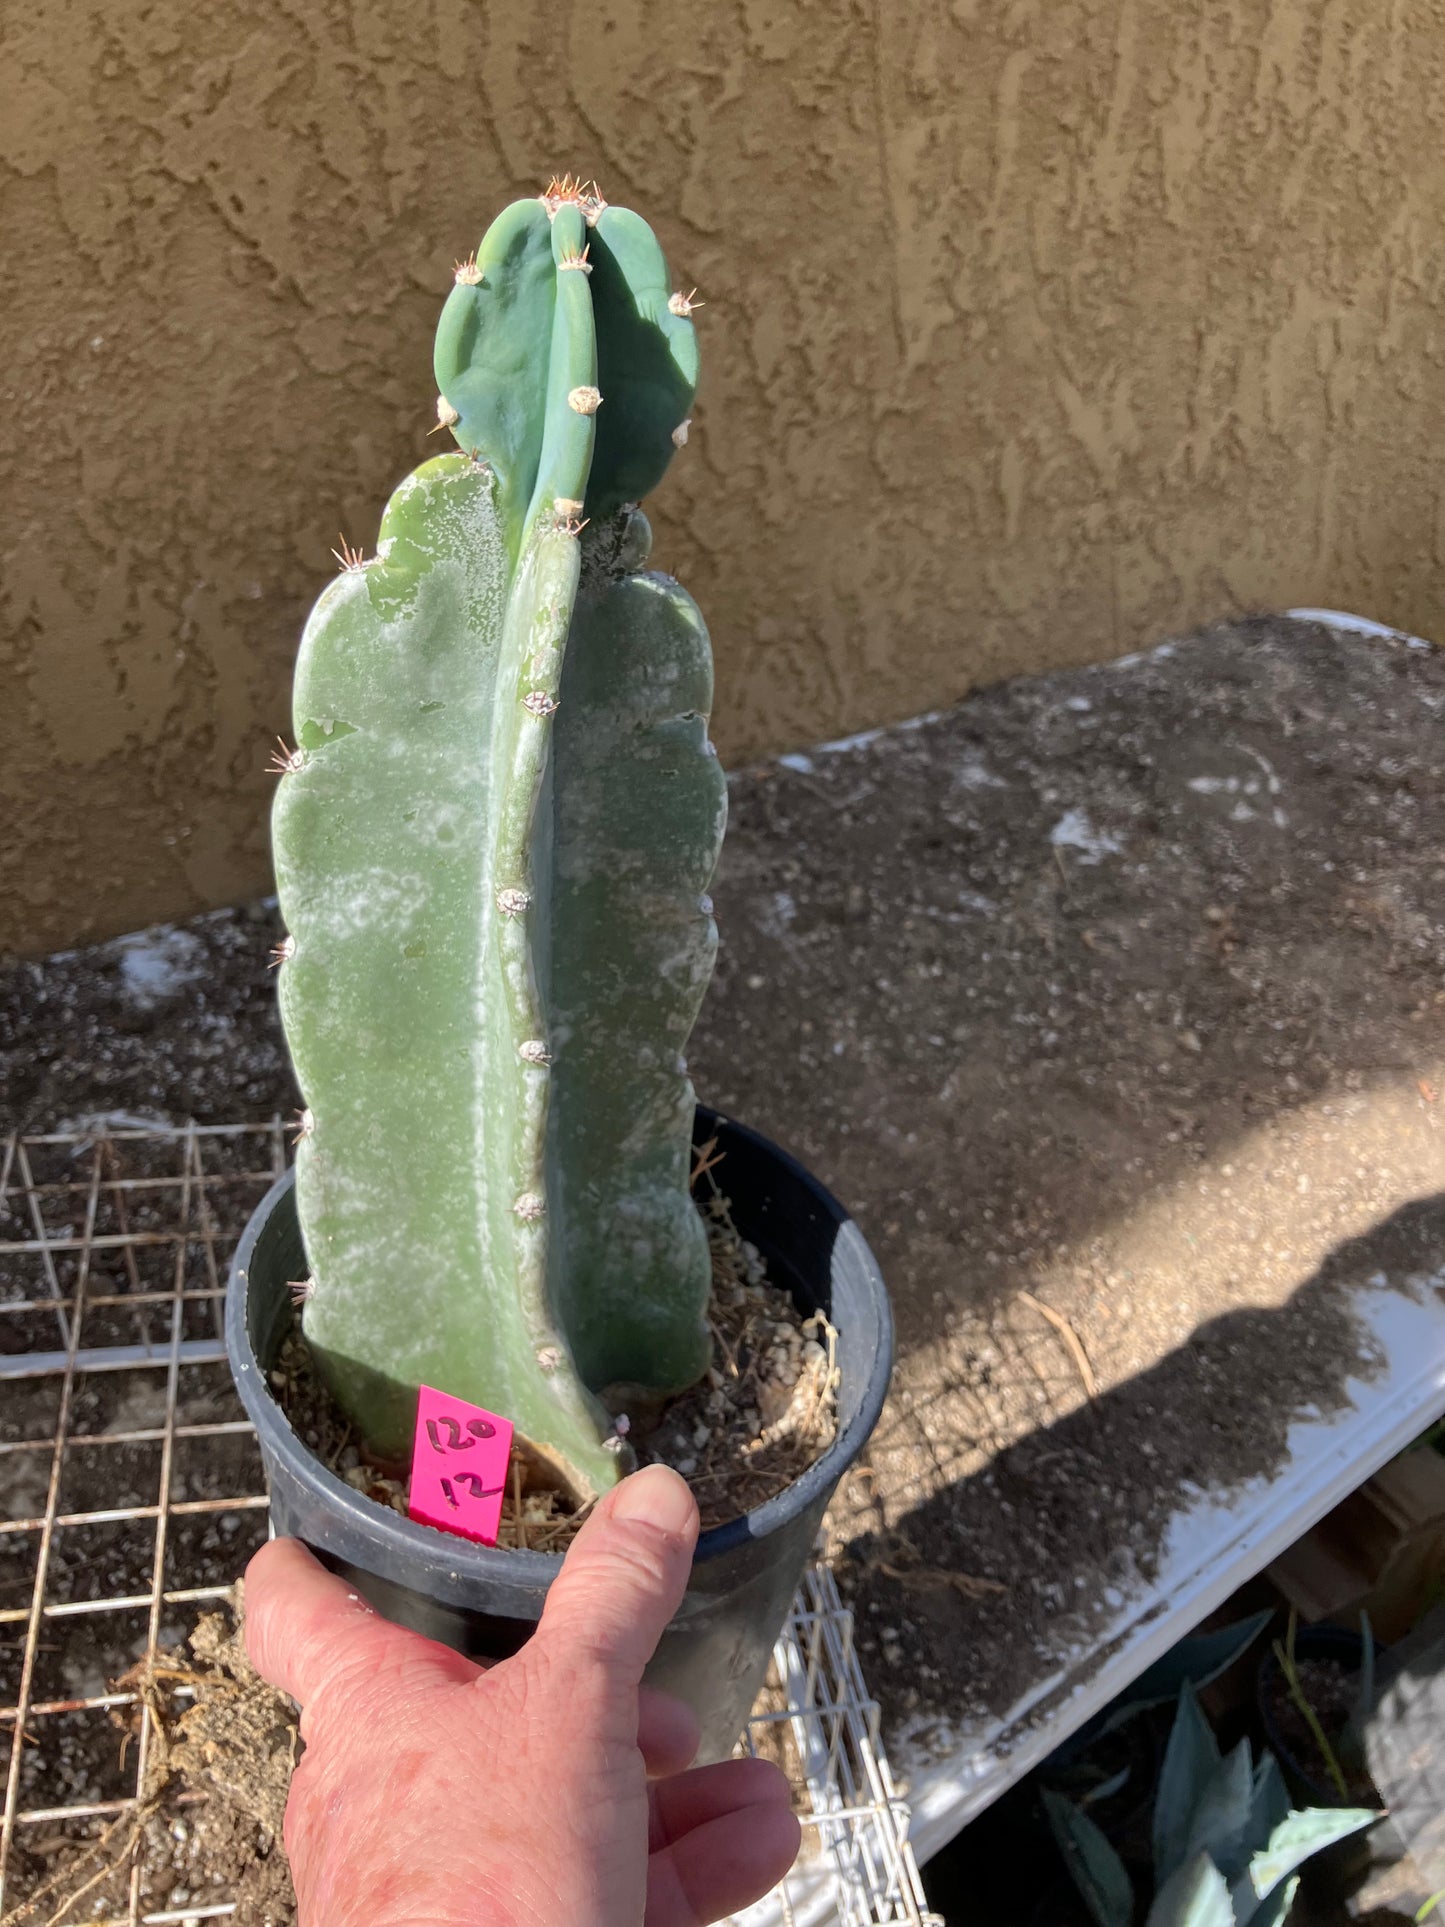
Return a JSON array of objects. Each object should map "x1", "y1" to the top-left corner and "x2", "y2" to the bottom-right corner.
[
  {"x1": 1096, "y1": 1614, "x2": 1274, "y2": 1738},
  {"x1": 1233, "y1": 1807, "x2": 1377, "y2": 1914},
  {"x1": 1080, "y1": 1764, "x2": 1134, "y2": 1809},
  {"x1": 1154, "y1": 1684, "x2": 1224, "y2": 1887},
  {"x1": 1248, "y1": 1754, "x2": 1291, "y2": 1849},
  {"x1": 1041, "y1": 1788, "x2": 1135, "y2": 1927},
  {"x1": 1179, "y1": 1740, "x2": 1256, "y2": 1884},
  {"x1": 1145, "y1": 1852, "x2": 1235, "y2": 1927},
  {"x1": 1245, "y1": 1873, "x2": 1300, "y2": 1927}
]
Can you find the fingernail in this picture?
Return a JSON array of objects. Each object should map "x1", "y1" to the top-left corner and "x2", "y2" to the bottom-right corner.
[{"x1": 611, "y1": 1465, "x2": 697, "y2": 1537}]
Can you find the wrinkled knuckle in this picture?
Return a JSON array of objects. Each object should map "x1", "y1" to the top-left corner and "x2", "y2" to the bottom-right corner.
[
  {"x1": 602, "y1": 1519, "x2": 679, "y2": 1594},
  {"x1": 493, "y1": 1651, "x2": 588, "y2": 1743},
  {"x1": 573, "y1": 1611, "x2": 635, "y2": 1671}
]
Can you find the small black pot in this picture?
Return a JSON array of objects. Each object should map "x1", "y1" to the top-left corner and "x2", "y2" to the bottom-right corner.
[
  {"x1": 226, "y1": 1107, "x2": 892, "y2": 1763},
  {"x1": 1256, "y1": 1626, "x2": 1396, "y2": 1893},
  {"x1": 1256, "y1": 1626, "x2": 1371, "y2": 1808}
]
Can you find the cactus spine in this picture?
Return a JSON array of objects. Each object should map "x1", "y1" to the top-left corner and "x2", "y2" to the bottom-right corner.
[{"x1": 271, "y1": 179, "x2": 723, "y2": 1500}]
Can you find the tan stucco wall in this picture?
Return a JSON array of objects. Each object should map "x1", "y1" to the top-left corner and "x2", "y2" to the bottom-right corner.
[{"x1": 4, "y1": 0, "x2": 1445, "y2": 956}]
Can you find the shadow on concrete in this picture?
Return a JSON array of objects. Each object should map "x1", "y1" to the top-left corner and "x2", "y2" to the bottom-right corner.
[{"x1": 837, "y1": 1191, "x2": 1445, "y2": 1740}]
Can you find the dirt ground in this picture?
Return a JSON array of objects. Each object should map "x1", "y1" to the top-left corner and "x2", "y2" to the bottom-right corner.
[
  {"x1": 3, "y1": 613, "x2": 1444, "y2": 1757},
  {"x1": 0, "y1": 1589, "x2": 296, "y2": 1927}
]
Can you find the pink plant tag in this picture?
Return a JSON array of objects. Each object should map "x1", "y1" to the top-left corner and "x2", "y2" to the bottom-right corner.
[{"x1": 407, "y1": 1386, "x2": 513, "y2": 1548}]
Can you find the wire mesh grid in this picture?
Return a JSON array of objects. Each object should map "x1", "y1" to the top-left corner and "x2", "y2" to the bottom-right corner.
[
  {"x1": 744, "y1": 1569, "x2": 941, "y2": 1927},
  {"x1": 1, "y1": 1121, "x2": 286, "y2": 1925},
  {"x1": 1, "y1": 1124, "x2": 936, "y2": 1927}
]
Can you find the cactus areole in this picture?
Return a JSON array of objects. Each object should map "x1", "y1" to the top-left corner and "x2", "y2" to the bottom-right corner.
[{"x1": 271, "y1": 179, "x2": 724, "y2": 1501}]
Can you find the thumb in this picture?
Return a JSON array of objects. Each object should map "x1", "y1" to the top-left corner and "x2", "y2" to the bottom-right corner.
[
  {"x1": 244, "y1": 1537, "x2": 478, "y2": 1714},
  {"x1": 532, "y1": 1465, "x2": 698, "y2": 1709}
]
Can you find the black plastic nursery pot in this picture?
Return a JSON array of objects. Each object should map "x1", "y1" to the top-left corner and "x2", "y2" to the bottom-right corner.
[
  {"x1": 1255, "y1": 1625, "x2": 1398, "y2": 1891},
  {"x1": 1256, "y1": 1625, "x2": 1374, "y2": 1808},
  {"x1": 226, "y1": 1106, "x2": 892, "y2": 1764}
]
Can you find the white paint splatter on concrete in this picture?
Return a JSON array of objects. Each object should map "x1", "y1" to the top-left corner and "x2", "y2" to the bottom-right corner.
[
  {"x1": 757, "y1": 891, "x2": 797, "y2": 940},
  {"x1": 954, "y1": 754, "x2": 1005, "y2": 790},
  {"x1": 110, "y1": 928, "x2": 207, "y2": 1008},
  {"x1": 1049, "y1": 809, "x2": 1122, "y2": 864},
  {"x1": 956, "y1": 890, "x2": 999, "y2": 917}
]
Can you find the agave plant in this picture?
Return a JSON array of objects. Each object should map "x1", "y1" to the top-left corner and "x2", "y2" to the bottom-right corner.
[
  {"x1": 1044, "y1": 1611, "x2": 1274, "y2": 1803},
  {"x1": 1045, "y1": 1683, "x2": 1376, "y2": 1925}
]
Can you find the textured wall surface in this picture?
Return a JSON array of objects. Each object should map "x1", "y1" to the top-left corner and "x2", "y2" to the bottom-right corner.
[{"x1": 4, "y1": 0, "x2": 1445, "y2": 954}]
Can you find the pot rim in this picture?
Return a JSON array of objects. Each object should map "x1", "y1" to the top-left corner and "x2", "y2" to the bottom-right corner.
[{"x1": 226, "y1": 1106, "x2": 892, "y2": 1579}]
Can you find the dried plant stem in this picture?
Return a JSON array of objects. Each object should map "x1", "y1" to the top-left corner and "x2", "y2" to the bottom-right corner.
[
  {"x1": 1273, "y1": 1610, "x2": 1350, "y2": 1803},
  {"x1": 1018, "y1": 1290, "x2": 1098, "y2": 1400}
]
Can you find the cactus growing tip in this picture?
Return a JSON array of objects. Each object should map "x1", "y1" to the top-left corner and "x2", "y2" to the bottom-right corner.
[{"x1": 540, "y1": 173, "x2": 608, "y2": 224}]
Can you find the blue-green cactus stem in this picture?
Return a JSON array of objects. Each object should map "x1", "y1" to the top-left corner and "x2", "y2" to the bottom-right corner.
[
  {"x1": 274, "y1": 182, "x2": 715, "y2": 1502},
  {"x1": 548, "y1": 510, "x2": 724, "y2": 1394}
]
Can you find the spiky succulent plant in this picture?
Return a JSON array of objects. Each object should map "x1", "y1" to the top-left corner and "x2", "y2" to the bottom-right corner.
[
  {"x1": 1045, "y1": 1683, "x2": 1375, "y2": 1926},
  {"x1": 270, "y1": 177, "x2": 725, "y2": 1500}
]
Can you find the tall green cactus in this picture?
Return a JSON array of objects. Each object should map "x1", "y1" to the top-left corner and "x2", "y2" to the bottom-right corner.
[{"x1": 271, "y1": 178, "x2": 724, "y2": 1500}]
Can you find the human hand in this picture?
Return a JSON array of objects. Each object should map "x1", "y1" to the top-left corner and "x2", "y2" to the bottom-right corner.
[{"x1": 244, "y1": 1464, "x2": 801, "y2": 1926}]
